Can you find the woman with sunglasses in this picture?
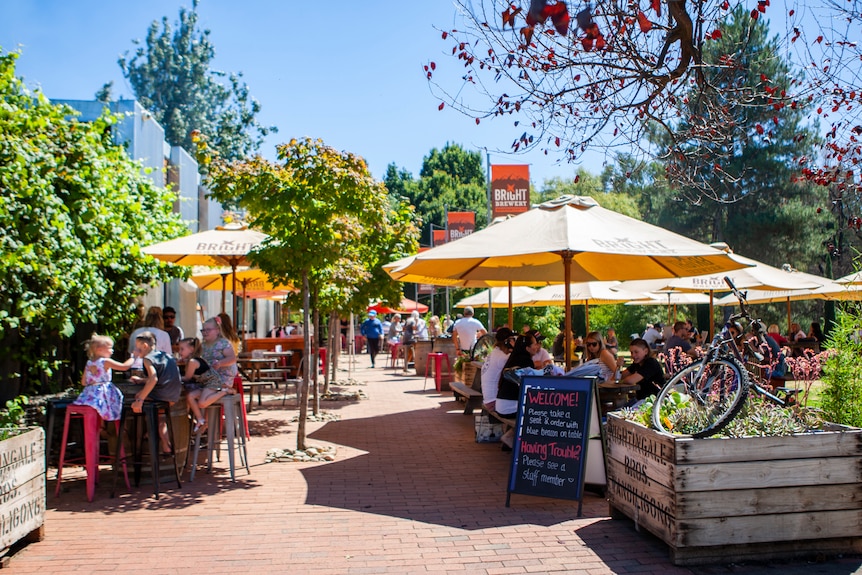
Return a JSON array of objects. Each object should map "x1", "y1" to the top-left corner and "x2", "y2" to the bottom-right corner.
[{"x1": 579, "y1": 331, "x2": 618, "y2": 383}]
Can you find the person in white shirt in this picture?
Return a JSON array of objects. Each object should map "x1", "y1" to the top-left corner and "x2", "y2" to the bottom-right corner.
[
  {"x1": 452, "y1": 306, "x2": 487, "y2": 353},
  {"x1": 480, "y1": 327, "x2": 514, "y2": 411},
  {"x1": 528, "y1": 329, "x2": 553, "y2": 368},
  {"x1": 642, "y1": 323, "x2": 663, "y2": 349},
  {"x1": 411, "y1": 310, "x2": 428, "y2": 340}
]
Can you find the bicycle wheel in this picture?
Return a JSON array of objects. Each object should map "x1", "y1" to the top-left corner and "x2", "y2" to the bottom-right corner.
[
  {"x1": 651, "y1": 357, "x2": 750, "y2": 438},
  {"x1": 470, "y1": 333, "x2": 497, "y2": 361}
]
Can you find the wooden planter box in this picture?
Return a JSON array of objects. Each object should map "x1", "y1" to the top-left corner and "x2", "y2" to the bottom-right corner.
[
  {"x1": 0, "y1": 427, "x2": 46, "y2": 555},
  {"x1": 606, "y1": 414, "x2": 862, "y2": 566}
]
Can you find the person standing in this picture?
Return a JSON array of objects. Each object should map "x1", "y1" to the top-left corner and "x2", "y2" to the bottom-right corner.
[
  {"x1": 360, "y1": 310, "x2": 384, "y2": 368},
  {"x1": 162, "y1": 306, "x2": 184, "y2": 351},
  {"x1": 452, "y1": 306, "x2": 487, "y2": 354},
  {"x1": 411, "y1": 310, "x2": 428, "y2": 340}
]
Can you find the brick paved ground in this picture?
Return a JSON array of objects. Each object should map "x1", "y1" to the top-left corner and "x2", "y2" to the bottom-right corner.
[{"x1": 10, "y1": 358, "x2": 862, "y2": 574}]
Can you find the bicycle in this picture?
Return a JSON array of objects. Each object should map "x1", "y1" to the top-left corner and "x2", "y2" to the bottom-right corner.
[{"x1": 651, "y1": 276, "x2": 793, "y2": 437}]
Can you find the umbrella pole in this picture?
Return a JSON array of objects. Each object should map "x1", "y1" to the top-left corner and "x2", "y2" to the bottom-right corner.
[
  {"x1": 508, "y1": 281, "x2": 514, "y2": 330},
  {"x1": 220, "y1": 273, "x2": 228, "y2": 314},
  {"x1": 563, "y1": 252, "x2": 573, "y2": 370},
  {"x1": 786, "y1": 297, "x2": 792, "y2": 334},
  {"x1": 232, "y1": 264, "x2": 238, "y2": 332},
  {"x1": 242, "y1": 280, "x2": 248, "y2": 341},
  {"x1": 585, "y1": 301, "x2": 590, "y2": 333},
  {"x1": 709, "y1": 290, "x2": 715, "y2": 340}
]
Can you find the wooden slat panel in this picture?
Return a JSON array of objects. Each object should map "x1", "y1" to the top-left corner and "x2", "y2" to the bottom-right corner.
[
  {"x1": 677, "y1": 509, "x2": 862, "y2": 547},
  {"x1": 676, "y1": 430, "x2": 862, "y2": 464},
  {"x1": 675, "y1": 457, "x2": 862, "y2": 492},
  {"x1": 677, "y1": 483, "x2": 862, "y2": 518},
  {"x1": 607, "y1": 457, "x2": 676, "y2": 545}
]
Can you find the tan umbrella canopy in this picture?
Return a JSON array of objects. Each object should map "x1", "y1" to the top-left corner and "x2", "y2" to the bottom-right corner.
[
  {"x1": 620, "y1": 248, "x2": 827, "y2": 336},
  {"x1": 455, "y1": 286, "x2": 538, "y2": 308},
  {"x1": 714, "y1": 281, "x2": 862, "y2": 331},
  {"x1": 513, "y1": 281, "x2": 642, "y2": 332},
  {"x1": 385, "y1": 196, "x2": 748, "y2": 367},
  {"x1": 191, "y1": 266, "x2": 294, "y2": 332},
  {"x1": 143, "y1": 224, "x2": 268, "y2": 322},
  {"x1": 626, "y1": 291, "x2": 713, "y2": 325},
  {"x1": 835, "y1": 271, "x2": 862, "y2": 285}
]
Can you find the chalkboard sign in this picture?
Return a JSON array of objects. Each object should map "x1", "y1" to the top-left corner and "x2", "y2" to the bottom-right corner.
[{"x1": 506, "y1": 375, "x2": 598, "y2": 514}]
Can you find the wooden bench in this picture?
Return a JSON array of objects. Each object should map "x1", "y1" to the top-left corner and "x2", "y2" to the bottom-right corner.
[
  {"x1": 485, "y1": 409, "x2": 516, "y2": 428},
  {"x1": 449, "y1": 381, "x2": 484, "y2": 415}
]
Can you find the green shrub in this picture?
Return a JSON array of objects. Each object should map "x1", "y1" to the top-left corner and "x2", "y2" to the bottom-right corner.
[{"x1": 820, "y1": 310, "x2": 862, "y2": 427}]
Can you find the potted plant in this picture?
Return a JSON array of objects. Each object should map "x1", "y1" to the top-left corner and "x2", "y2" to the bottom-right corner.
[{"x1": 0, "y1": 396, "x2": 46, "y2": 552}]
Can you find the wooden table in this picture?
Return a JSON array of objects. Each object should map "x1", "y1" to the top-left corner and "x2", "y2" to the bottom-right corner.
[
  {"x1": 237, "y1": 358, "x2": 277, "y2": 412},
  {"x1": 597, "y1": 382, "x2": 639, "y2": 416}
]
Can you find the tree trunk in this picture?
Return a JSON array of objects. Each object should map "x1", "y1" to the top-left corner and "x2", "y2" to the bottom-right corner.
[
  {"x1": 312, "y1": 307, "x2": 320, "y2": 416},
  {"x1": 297, "y1": 271, "x2": 311, "y2": 451}
]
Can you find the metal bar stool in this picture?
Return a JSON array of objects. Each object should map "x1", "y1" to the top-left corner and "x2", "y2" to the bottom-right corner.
[
  {"x1": 424, "y1": 352, "x2": 453, "y2": 391},
  {"x1": 111, "y1": 399, "x2": 181, "y2": 499},
  {"x1": 55, "y1": 404, "x2": 129, "y2": 501},
  {"x1": 188, "y1": 394, "x2": 249, "y2": 482}
]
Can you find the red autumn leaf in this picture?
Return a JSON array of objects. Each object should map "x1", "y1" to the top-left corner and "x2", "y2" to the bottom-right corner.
[
  {"x1": 581, "y1": 36, "x2": 594, "y2": 51},
  {"x1": 475, "y1": 117, "x2": 480, "y2": 125},
  {"x1": 555, "y1": 136, "x2": 561, "y2": 146},
  {"x1": 773, "y1": 116, "x2": 779, "y2": 125},
  {"x1": 521, "y1": 26, "x2": 535, "y2": 45},
  {"x1": 637, "y1": 11, "x2": 652, "y2": 32},
  {"x1": 751, "y1": 9, "x2": 759, "y2": 19},
  {"x1": 758, "y1": 1, "x2": 767, "y2": 13},
  {"x1": 548, "y1": 4, "x2": 570, "y2": 36},
  {"x1": 574, "y1": 174, "x2": 580, "y2": 183},
  {"x1": 595, "y1": 34, "x2": 606, "y2": 50},
  {"x1": 574, "y1": 74, "x2": 581, "y2": 81},
  {"x1": 816, "y1": 35, "x2": 824, "y2": 43},
  {"x1": 438, "y1": 102, "x2": 445, "y2": 111},
  {"x1": 430, "y1": 62, "x2": 436, "y2": 70},
  {"x1": 755, "y1": 124, "x2": 765, "y2": 134},
  {"x1": 651, "y1": 0, "x2": 661, "y2": 16},
  {"x1": 710, "y1": 29, "x2": 722, "y2": 40},
  {"x1": 721, "y1": 1, "x2": 730, "y2": 9},
  {"x1": 526, "y1": 0, "x2": 547, "y2": 26},
  {"x1": 502, "y1": 7, "x2": 515, "y2": 27},
  {"x1": 442, "y1": 31, "x2": 448, "y2": 40},
  {"x1": 789, "y1": 9, "x2": 794, "y2": 16}
]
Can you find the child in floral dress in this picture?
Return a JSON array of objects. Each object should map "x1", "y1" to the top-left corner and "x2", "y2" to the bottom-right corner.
[{"x1": 73, "y1": 334, "x2": 134, "y2": 421}]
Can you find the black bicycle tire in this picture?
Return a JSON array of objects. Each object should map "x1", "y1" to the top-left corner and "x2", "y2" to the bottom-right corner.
[
  {"x1": 471, "y1": 333, "x2": 497, "y2": 361},
  {"x1": 651, "y1": 357, "x2": 750, "y2": 438}
]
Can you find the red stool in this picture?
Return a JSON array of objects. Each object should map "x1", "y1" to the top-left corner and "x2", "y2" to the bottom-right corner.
[
  {"x1": 55, "y1": 404, "x2": 129, "y2": 502},
  {"x1": 233, "y1": 374, "x2": 251, "y2": 440},
  {"x1": 388, "y1": 343, "x2": 402, "y2": 369},
  {"x1": 424, "y1": 352, "x2": 452, "y2": 392},
  {"x1": 318, "y1": 347, "x2": 326, "y2": 374}
]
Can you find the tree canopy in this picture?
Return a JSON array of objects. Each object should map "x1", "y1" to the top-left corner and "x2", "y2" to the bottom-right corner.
[
  {"x1": 119, "y1": 0, "x2": 274, "y2": 161},
  {"x1": 0, "y1": 49, "x2": 187, "y2": 391},
  {"x1": 198, "y1": 135, "x2": 419, "y2": 447},
  {"x1": 385, "y1": 143, "x2": 487, "y2": 246}
]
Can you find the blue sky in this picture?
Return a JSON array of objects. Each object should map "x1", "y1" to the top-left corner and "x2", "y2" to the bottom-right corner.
[{"x1": 0, "y1": 0, "x2": 609, "y2": 184}]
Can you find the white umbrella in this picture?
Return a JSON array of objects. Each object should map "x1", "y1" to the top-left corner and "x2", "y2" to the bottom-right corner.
[
  {"x1": 513, "y1": 281, "x2": 643, "y2": 331},
  {"x1": 455, "y1": 286, "x2": 537, "y2": 308}
]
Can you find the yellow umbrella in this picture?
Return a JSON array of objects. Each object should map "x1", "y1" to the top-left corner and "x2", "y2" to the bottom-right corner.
[
  {"x1": 191, "y1": 266, "x2": 295, "y2": 335},
  {"x1": 386, "y1": 196, "x2": 748, "y2": 367},
  {"x1": 143, "y1": 224, "x2": 268, "y2": 322}
]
